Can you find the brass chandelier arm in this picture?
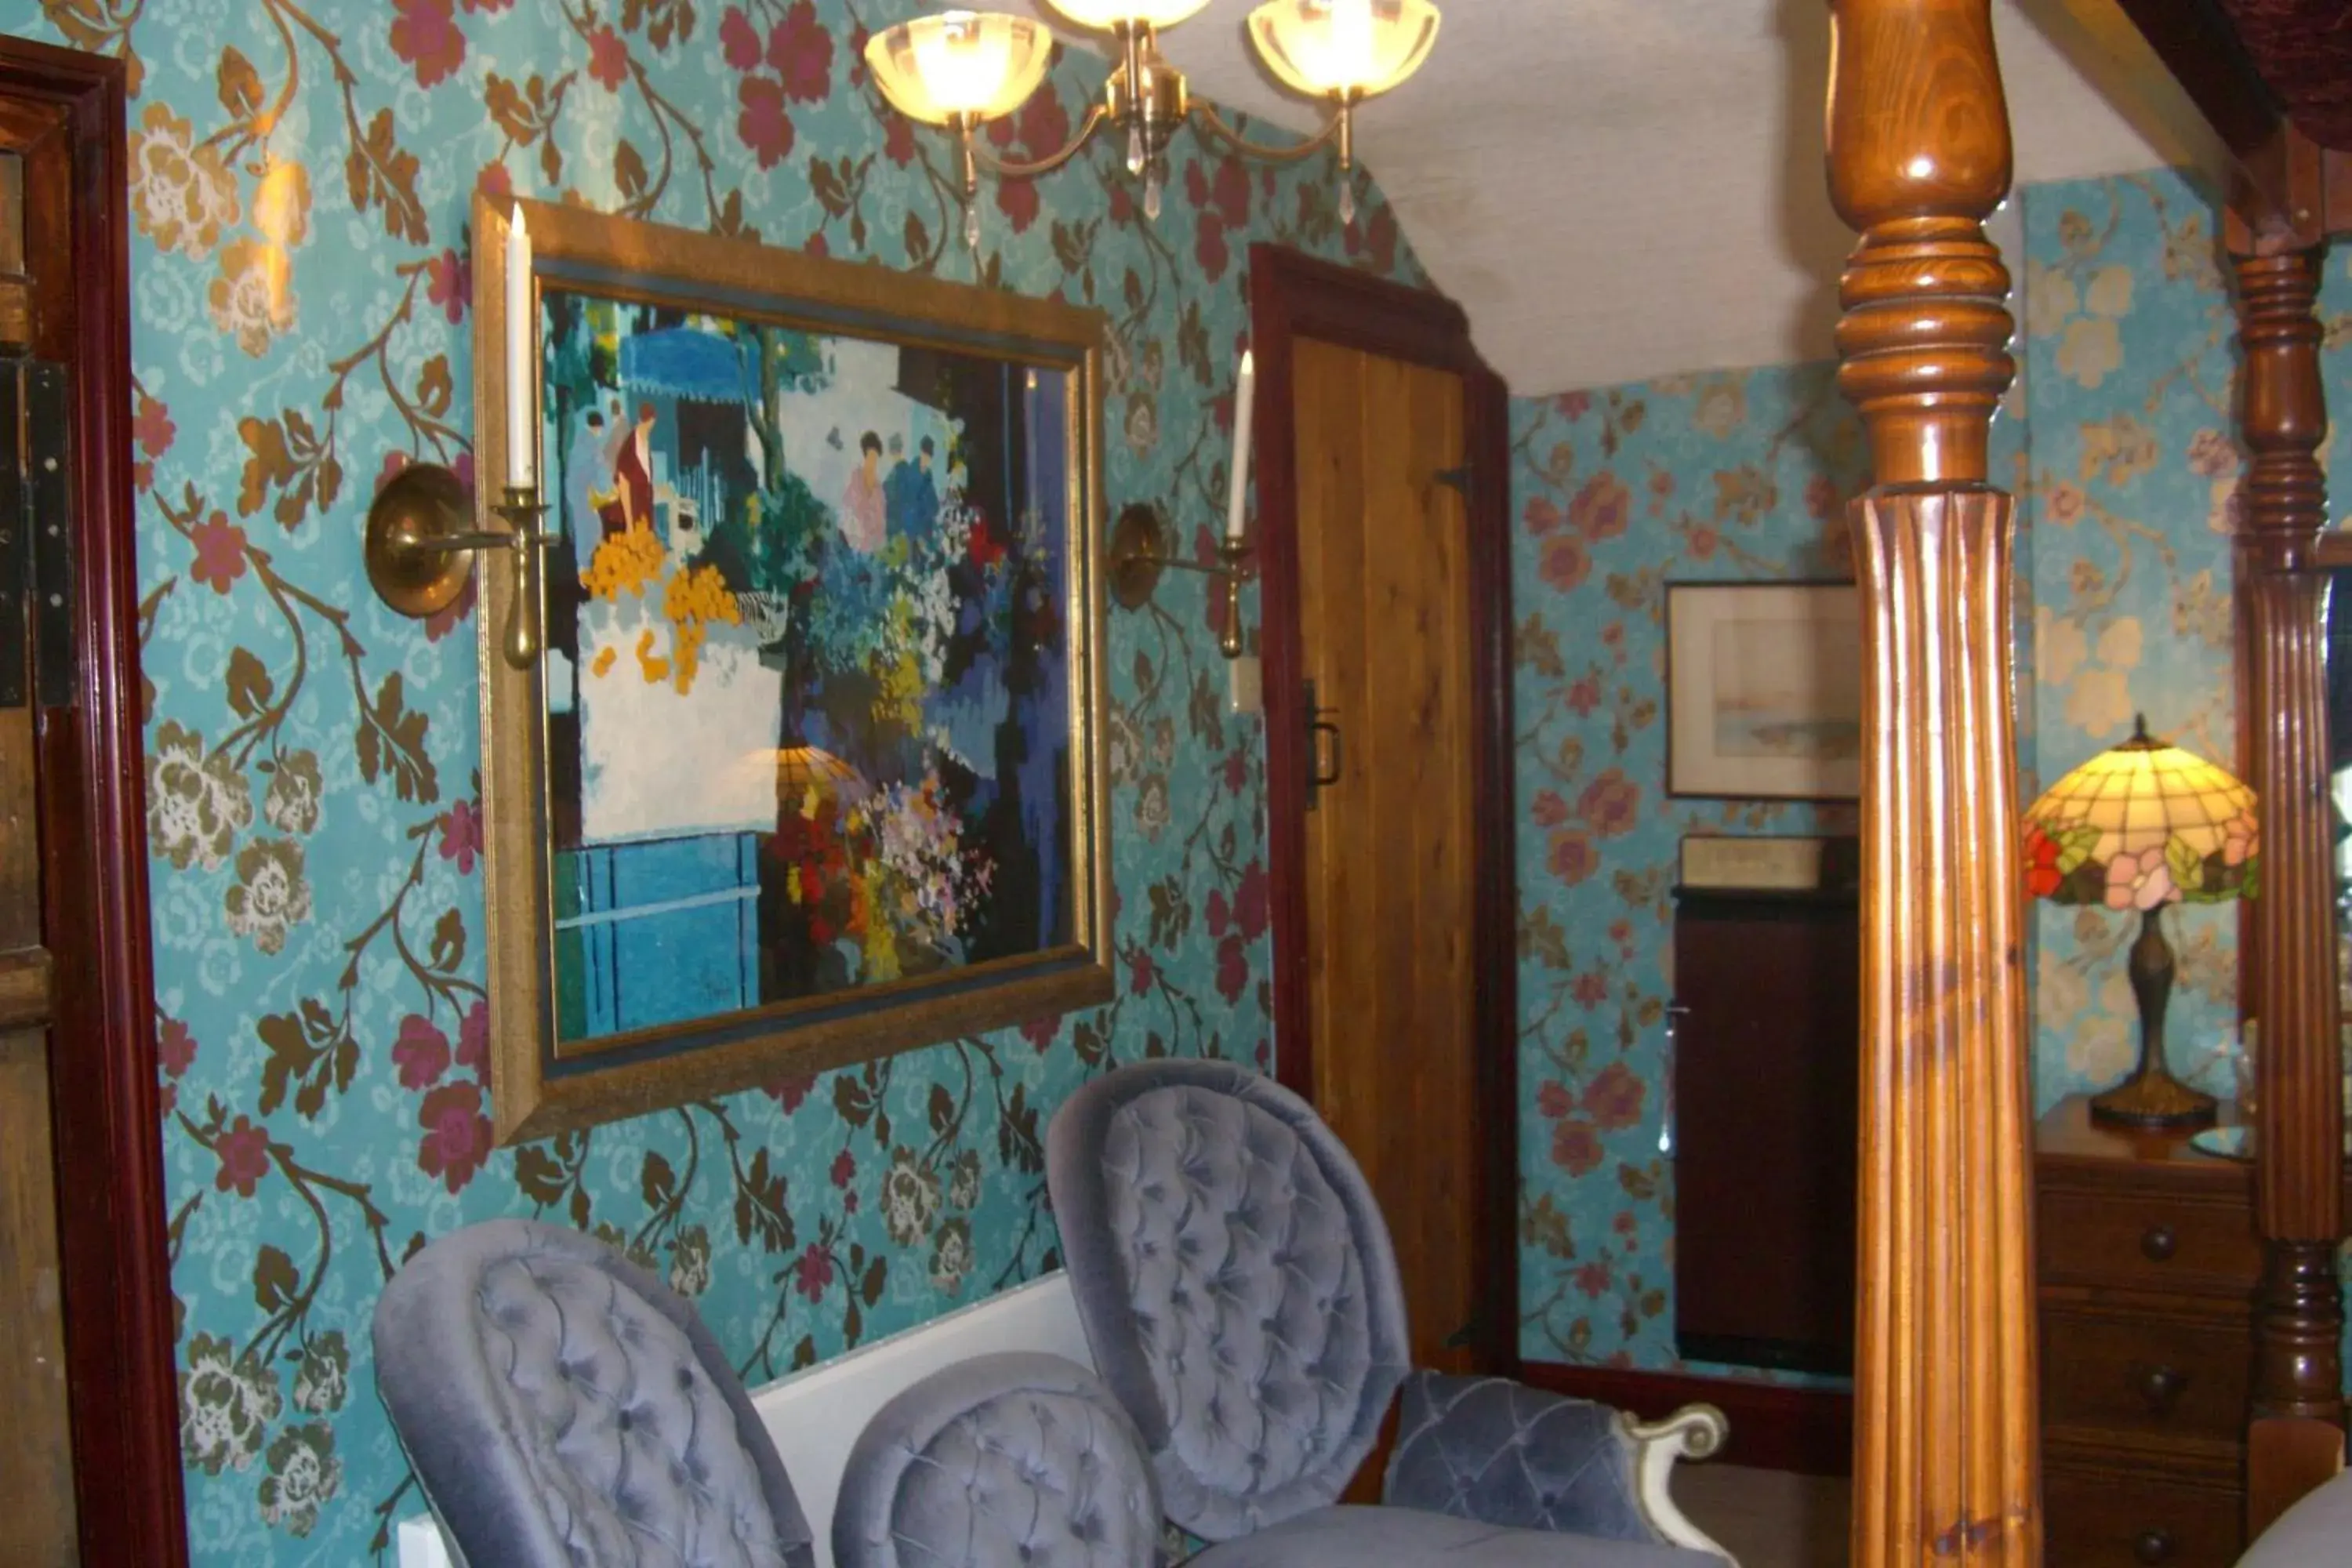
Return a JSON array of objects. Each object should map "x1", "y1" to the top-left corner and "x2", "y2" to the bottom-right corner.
[
  {"x1": 1189, "y1": 100, "x2": 1345, "y2": 165},
  {"x1": 970, "y1": 103, "x2": 1114, "y2": 180}
]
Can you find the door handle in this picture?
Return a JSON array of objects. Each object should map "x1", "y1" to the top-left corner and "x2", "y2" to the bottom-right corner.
[{"x1": 1303, "y1": 677, "x2": 1341, "y2": 808}]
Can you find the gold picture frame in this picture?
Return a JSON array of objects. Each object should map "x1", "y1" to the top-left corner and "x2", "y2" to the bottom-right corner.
[{"x1": 474, "y1": 194, "x2": 1114, "y2": 1144}]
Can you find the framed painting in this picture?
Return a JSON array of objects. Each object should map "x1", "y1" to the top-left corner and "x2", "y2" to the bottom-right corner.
[
  {"x1": 1665, "y1": 582, "x2": 1861, "y2": 800},
  {"x1": 474, "y1": 195, "x2": 1113, "y2": 1143}
]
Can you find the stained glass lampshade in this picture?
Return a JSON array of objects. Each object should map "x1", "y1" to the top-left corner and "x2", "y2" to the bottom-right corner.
[
  {"x1": 1247, "y1": 0, "x2": 1441, "y2": 100},
  {"x1": 2023, "y1": 713, "x2": 2259, "y2": 1128},
  {"x1": 863, "y1": 12, "x2": 1054, "y2": 127}
]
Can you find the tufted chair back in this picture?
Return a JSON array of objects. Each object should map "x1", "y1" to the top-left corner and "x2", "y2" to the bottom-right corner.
[
  {"x1": 1046, "y1": 1059, "x2": 1410, "y2": 1541},
  {"x1": 373, "y1": 1218, "x2": 815, "y2": 1568},
  {"x1": 833, "y1": 1351, "x2": 1163, "y2": 1568}
]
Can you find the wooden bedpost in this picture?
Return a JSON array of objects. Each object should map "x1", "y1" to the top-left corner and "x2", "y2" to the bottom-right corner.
[
  {"x1": 2227, "y1": 224, "x2": 2346, "y2": 1537},
  {"x1": 1825, "y1": 2, "x2": 2040, "y2": 1563}
]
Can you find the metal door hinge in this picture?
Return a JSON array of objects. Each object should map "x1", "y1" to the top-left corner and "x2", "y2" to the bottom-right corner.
[
  {"x1": 1432, "y1": 465, "x2": 1472, "y2": 495},
  {"x1": 0, "y1": 356, "x2": 71, "y2": 710}
]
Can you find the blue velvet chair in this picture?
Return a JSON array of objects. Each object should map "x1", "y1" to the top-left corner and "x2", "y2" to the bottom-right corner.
[
  {"x1": 372, "y1": 1218, "x2": 816, "y2": 1568},
  {"x1": 833, "y1": 1350, "x2": 1164, "y2": 1568},
  {"x1": 1046, "y1": 1058, "x2": 1733, "y2": 1566}
]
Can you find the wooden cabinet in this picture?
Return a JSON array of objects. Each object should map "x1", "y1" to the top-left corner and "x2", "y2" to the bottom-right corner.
[
  {"x1": 2036, "y1": 1096, "x2": 2274, "y2": 1566},
  {"x1": 1671, "y1": 887, "x2": 1858, "y2": 1376}
]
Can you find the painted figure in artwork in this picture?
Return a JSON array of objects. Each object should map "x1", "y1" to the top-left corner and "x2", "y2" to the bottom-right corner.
[
  {"x1": 613, "y1": 401, "x2": 658, "y2": 530},
  {"x1": 840, "y1": 430, "x2": 885, "y2": 554},
  {"x1": 887, "y1": 434, "x2": 940, "y2": 551}
]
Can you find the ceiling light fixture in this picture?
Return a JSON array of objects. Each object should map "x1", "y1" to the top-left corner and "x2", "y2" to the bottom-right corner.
[{"x1": 863, "y1": 0, "x2": 1439, "y2": 247}]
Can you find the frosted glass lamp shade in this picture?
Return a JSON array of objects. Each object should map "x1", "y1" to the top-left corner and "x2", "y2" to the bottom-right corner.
[
  {"x1": 1247, "y1": 0, "x2": 1439, "y2": 100},
  {"x1": 1043, "y1": 0, "x2": 1212, "y2": 31},
  {"x1": 864, "y1": 12, "x2": 1053, "y2": 125}
]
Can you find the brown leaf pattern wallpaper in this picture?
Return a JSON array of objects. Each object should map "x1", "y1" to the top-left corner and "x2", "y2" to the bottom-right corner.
[{"x1": 23, "y1": 0, "x2": 1411, "y2": 1557}]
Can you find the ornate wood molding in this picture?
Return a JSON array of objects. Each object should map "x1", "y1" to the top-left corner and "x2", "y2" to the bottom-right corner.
[
  {"x1": 2227, "y1": 241, "x2": 2346, "y2": 1535},
  {"x1": 1826, "y1": 2, "x2": 2040, "y2": 1563}
]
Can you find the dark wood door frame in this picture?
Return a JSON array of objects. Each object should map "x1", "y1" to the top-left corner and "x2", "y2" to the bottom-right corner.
[
  {"x1": 1247, "y1": 244, "x2": 1519, "y2": 1374},
  {"x1": 0, "y1": 35, "x2": 187, "y2": 1568}
]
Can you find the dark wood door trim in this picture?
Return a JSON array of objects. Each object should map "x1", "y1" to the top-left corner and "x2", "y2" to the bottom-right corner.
[
  {"x1": 0, "y1": 34, "x2": 187, "y2": 1568},
  {"x1": 1247, "y1": 244, "x2": 1518, "y2": 1375}
]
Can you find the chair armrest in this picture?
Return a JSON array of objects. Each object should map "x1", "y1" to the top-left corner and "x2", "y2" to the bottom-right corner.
[{"x1": 1381, "y1": 1371, "x2": 1733, "y2": 1560}]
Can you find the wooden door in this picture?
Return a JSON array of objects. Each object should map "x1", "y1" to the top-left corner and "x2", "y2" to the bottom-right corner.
[
  {"x1": 0, "y1": 92, "x2": 82, "y2": 1568},
  {"x1": 1290, "y1": 336, "x2": 1483, "y2": 1376}
]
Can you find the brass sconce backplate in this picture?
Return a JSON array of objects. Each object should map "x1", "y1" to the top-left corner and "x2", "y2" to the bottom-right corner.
[
  {"x1": 1106, "y1": 502, "x2": 1171, "y2": 612},
  {"x1": 365, "y1": 463, "x2": 474, "y2": 619}
]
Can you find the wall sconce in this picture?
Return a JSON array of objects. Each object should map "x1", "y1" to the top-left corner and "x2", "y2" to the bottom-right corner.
[
  {"x1": 365, "y1": 205, "x2": 550, "y2": 668},
  {"x1": 1106, "y1": 501, "x2": 1252, "y2": 658},
  {"x1": 862, "y1": 0, "x2": 1441, "y2": 246}
]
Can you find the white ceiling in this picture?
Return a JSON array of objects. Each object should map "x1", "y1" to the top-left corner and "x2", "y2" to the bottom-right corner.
[{"x1": 1015, "y1": 0, "x2": 2220, "y2": 394}]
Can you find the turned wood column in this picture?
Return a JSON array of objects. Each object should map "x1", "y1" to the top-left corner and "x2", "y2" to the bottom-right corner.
[
  {"x1": 1826, "y1": 2, "x2": 2040, "y2": 1563},
  {"x1": 2229, "y1": 238, "x2": 2346, "y2": 1534}
]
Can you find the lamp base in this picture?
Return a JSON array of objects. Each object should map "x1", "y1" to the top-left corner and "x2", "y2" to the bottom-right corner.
[{"x1": 2088, "y1": 1067, "x2": 2218, "y2": 1130}]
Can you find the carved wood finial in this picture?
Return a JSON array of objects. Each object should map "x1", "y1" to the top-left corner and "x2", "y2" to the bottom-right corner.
[
  {"x1": 1828, "y1": 3, "x2": 2039, "y2": 1565},
  {"x1": 1828, "y1": 0, "x2": 2016, "y2": 488}
]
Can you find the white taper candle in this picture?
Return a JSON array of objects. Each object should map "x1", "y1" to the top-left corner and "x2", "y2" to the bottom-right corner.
[
  {"x1": 1225, "y1": 348, "x2": 1254, "y2": 541},
  {"x1": 505, "y1": 206, "x2": 534, "y2": 488}
]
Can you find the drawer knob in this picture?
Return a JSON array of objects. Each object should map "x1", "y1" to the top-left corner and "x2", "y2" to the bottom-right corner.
[
  {"x1": 2140, "y1": 1224, "x2": 2177, "y2": 1261},
  {"x1": 2138, "y1": 1364, "x2": 2187, "y2": 1410},
  {"x1": 2134, "y1": 1527, "x2": 2175, "y2": 1564}
]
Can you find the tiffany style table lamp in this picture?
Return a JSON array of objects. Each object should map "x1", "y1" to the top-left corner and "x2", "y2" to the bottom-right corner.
[{"x1": 2023, "y1": 713, "x2": 2260, "y2": 1129}]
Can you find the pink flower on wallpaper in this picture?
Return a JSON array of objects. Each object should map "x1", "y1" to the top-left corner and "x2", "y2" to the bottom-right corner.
[
  {"x1": 1342, "y1": 198, "x2": 1399, "y2": 276},
  {"x1": 803, "y1": 230, "x2": 830, "y2": 260},
  {"x1": 1207, "y1": 887, "x2": 1230, "y2": 938},
  {"x1": 1572, "y1": 970, "x2": 1609, "y2": 1010},
  {"x1": 1553, "y1": 391, "x2": 1592, "y2": 421},
  {"x1": 1805, "y1": 473, "x2": 1842, "y2": 523},
  {"x1": 737, "y1": 77, "x2": 795, "y2": 169},
  {"x1": 1568, "y1": 470, "x2": 1630, "y2": 541},
  {"x1": 424, "y1": 568, "x2": 477, "y2": 644},
  {"x1": 456, "y1": 1000, "x2": 488, "y2": 1073},
  {"x1": 1578, "y1": 768, "x2": 1639, "y2": 838},
  {"x1": 586, "y1": 25, "x2": 630, "y2": 92},
  {"x1": 1573, "y1": 1259, "x2": 1613, "y2": 1298},
  {"x1": 794, "y1": 1243, "x2": 834, "y2": 1302},
  {"x1": 1215, "y1": 933, "x2": 1249, "y2": 1004},
  {"x1": 1523, "y1": 496, "x2": 1563, "y2": 536},
  {"x1": 995, "y1": 170, "x2": 1043, "y2": 237},
  {"x1": 191, "y1": 511, "x2": 249, "y2": 594},
  {"x1": 1128, "y1": 949, "x2": 1156, "y2": 996},
  {"x1": 214, "y1": 1115, "x2": 272, "y2": 1198},
  {"x1": 1550, "y1": 1117, "x2": 1604, "y2": 1177},
  {"x1": 1583, "y1": 1060, "x2": 1646, "y2": 1131},
  {"x1": 1192, "y1": 212, "x2": 1232, "y2": 284},
  {"x1": 1232, "y1": 861, "x2": 1269, "y2": 940},
  {"x1": 1686, "y1": 524, "x2": 1719, "y2": 561},
  {"x1": 417, "y1": 1080, "x2": 493, "y2": 1193},
  {"x1": 392, "y1": 1014, "x2": 452, "y2": 1091},
  {"x1": 476, "y1": 161, "x2": 514, "y2": 201},
  {"x1": 1546, "y1": 828, "x2": 1598, "y2": 886},
  {"x1": 390, "y1": 0, "x2": 466, "y2": 89},
  {"x1": 769, "y1": 1, "x2": 837, "y2": 103},
  {"x1": 882, "y1": 112, "x2": 916, "y2": 169},
  {"x1": 831, "y1": 1149, "x2": 856, "y2": 1189},
  {"x1": 767, "y1": 1076, "x2": 815, "y2": 1113},
  {"x1": 158, "y1": 1015, "x2": 197, "y2": 1078},
  {"x1": 1613, "y1": 1209, "x2": 1639, "y2": 1247},
  {"x1": 1538, "y1": 532, "x2": 1590, "y2": 593},
  {"x1": 848, "y1": 24, "x2": 870, "y2": 85},
  {"x1": 2044, "y1": 481, "x2": 2087, "y2": 528},
  {"x1": 1186, "y1": 154, "x2": 1250, "y2": 230},
  {"x1": 438, "y1": 799, "x2": 481, "y2": 874},
  {"x1": 1222, "y1": 747, "x2": 1248, "y2": 797},
  {"x1": 1530, "y1": 789, "x2": 1569, "y2": 828},
  {"x1": 2187, "y1": 427, "x2": 2238, "y2": 478},
  {"x1": 1536, "y1": 1080, "x2": 1572, "y2": 1120},
  {"x1": 720, "y1": 6, "x2": 763, "y2": 70},
  {"x1": 1566, "y1": 675, "x2": 1601, "y2": 717},
  {"x1": 425, "y1": 247, "x2": 469, "y2": 325},
  {"x1": 1020, "y1": 1014, "x2": 1060, "y2": 1051},
  {"x1": 135, "y1": 391, "x2": 176, "y2": 459}
]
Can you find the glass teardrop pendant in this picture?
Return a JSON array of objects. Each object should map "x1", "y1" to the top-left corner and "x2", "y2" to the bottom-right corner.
[
  {"x1": 964, "y1": 201, "x2": 980, "y2": 249},
  {"x1": 1144, "y1": 166, "x2": 1163, "y2": 221},
  {"x1": 1338, "y1": 179, "x2": 1356, "y2": 227},
  {"x1": 1127, "y1": 123, "x2": 1145, "y2": 176}
]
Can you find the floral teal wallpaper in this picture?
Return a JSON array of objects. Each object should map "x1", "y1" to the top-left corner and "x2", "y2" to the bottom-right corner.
[
  {"x1": 20, "y1": 0, "x2": 1410, "y2": 1559},
  {"x1": 1509, "y1": 165, "x2": 2352, "y2": 1375}
]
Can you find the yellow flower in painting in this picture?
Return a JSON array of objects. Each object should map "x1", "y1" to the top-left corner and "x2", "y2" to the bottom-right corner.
[
  {"x1": 2065, "y1": 666, "x2": 2133, "y2": 739},
  {"x1": 591, "y1": 645, "x2": 617, "y2": 677},
  {"x1": 250, "y1": 161, "x2": 312, "y2": 249},
  {"x1": 209, "y1": 238, "x2": 296, "y2": 358},
  {"x1": 130, "y1": 103, "x2": 240, "y2": 260},
  {"x1": 2056, "y1": 315, "x2": 2121, "y2": 390}
]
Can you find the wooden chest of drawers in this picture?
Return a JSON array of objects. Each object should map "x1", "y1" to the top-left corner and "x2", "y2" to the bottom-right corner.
[{"x1": 2037, "y1": 1096, "x2": 2258, "y2": 1568}]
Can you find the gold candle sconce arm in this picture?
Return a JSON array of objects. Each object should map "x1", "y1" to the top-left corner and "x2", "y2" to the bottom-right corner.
[
  {"x1": 1105, "y1": 501, "x2": 1253, "y2": 659},
  {"x1": 364, "y1": 463, "x2": 551, "y2": 670}
]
